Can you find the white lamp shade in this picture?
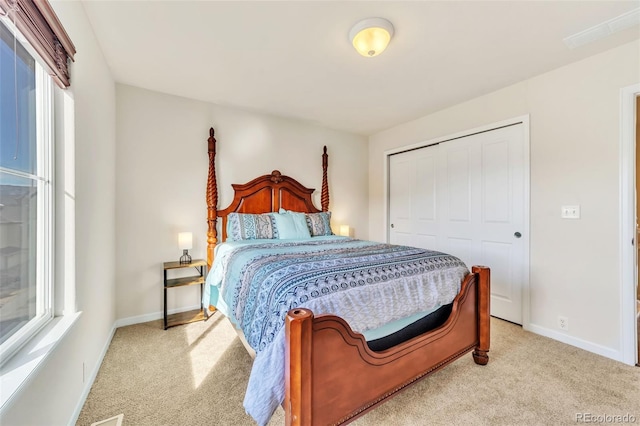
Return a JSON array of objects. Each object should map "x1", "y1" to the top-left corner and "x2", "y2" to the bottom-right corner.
[
  {"x1": 349, "y1": 18, "x2": 394, "y2": 57},
  {"x1": 339, "y1": 225, "x2": 350, "y2": 237},
  {"x1": 178, "y1": 232, "x2": 193, "y2": 250}
]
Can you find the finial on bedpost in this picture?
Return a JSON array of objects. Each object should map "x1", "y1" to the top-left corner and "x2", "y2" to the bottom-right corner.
[
  {"x1": 321, "y1": 146, "x2": 329, "y2": 212},
  {"x1": 206, "y1": 127, "x2": 219, "y2": 269}
]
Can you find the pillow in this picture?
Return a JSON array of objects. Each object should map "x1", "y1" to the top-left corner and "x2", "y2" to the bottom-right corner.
[
  {"x1": 272, "y1": 212, "x2": 311, "y2": 239},
  {"x1": 306, "y1": 212, "x2": 333, "y2": 236},
  {"x1": 226, "y1": 212, "x2": 277, "y2": 241}
]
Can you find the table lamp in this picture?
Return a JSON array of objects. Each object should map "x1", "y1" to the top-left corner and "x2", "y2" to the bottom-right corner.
[{"x1": 178, "y1": 232, "x2": 192, "y2": 264}]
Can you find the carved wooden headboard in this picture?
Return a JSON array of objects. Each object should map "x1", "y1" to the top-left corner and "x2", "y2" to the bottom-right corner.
[{"x1": 206, "y1": 127, "x2": 329, "y2": 267}]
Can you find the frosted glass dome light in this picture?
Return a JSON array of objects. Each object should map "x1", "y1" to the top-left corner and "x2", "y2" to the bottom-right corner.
[{"x1": 349, "y1": 18, "x2": 394, "y2": 57}]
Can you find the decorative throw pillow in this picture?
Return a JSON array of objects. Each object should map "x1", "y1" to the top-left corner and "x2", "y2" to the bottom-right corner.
[
  {"x1": 272, "y1": 212, "x2": 311, "y2": 239},
  {"x1": 306, "y1": 212, "x2": 333, "y2": 236},
  {"x1": 226, "y1": 212, "x2": 277, "y2": 241}
]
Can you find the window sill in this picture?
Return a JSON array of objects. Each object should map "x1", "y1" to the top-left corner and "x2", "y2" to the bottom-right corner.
[{"x1": 0, "y1": 311, "x2": 82, "y2": 412}]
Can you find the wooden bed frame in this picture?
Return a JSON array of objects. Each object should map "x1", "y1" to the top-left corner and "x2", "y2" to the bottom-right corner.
[{"x1": 205, "y1": 127, "x2": 491, "y2": 425}]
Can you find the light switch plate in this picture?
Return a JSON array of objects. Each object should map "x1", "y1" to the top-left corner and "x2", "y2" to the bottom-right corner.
[{"x1": 561, "y1": 205, "x2": 580, "y2": 219}]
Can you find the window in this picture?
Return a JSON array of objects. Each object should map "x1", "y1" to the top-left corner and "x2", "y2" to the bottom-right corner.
[
  {"x1": 0, "y1": 0, "x2": 75, "y2": 369},
  {"x1": 0, "y1": 17, "x2": 53, "y2": 363}
]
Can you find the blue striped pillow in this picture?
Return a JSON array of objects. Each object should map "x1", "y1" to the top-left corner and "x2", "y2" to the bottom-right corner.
[
  {"x1": 226, "y1": 213, "x2": 278, "y2": 241},
  {"x1": 306, "y1": 212, "x2": 333, "y2": 236}
]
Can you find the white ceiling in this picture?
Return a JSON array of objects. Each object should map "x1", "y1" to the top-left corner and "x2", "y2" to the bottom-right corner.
[{"x1": 80, "y1": 1, "x2": 640, "y2": 136}]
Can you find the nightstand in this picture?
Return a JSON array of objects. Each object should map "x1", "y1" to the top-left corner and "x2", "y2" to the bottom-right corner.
[{"x1": 163, "y1": 259, "x2": 207, "y2": 330}]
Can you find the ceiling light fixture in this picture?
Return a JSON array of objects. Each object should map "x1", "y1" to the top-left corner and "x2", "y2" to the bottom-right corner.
[{"x1": 349, "y1": 17, "x2": 394, "y2": 58}]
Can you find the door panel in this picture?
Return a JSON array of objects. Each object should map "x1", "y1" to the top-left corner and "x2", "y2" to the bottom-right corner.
[
  {"x1": 481, "y1": 240, "x2": 513, "y2": 300},
  {"x1": 446, "y1": 148, "x2": 471, "y2": 223},
  {"x1": 390, "y1": 146, "x2": 440, "y2": 249},
  {"x1": 415, "y1": 156, "x2": 437, "y2": 220},
  {"x1": 446, "y1": 237, "x2": 474, "y2": 269},
  {"x1": 478, "y1": 126, "x2": 524, "y2": 323},
  {"x1": 415, "y1": 155, "x2": 438, "y2": 249},
  {"x1": 482, "y1": 140, "x2": 510, "y2": 223},
  {"x1": 389, "y1": 156, "x2": 413, "y2": 242}
]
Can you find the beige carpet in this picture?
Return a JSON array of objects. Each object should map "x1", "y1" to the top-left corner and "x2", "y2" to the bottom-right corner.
[{"x1": 76, "y1": 315, "x2": 640, "y2": 426}]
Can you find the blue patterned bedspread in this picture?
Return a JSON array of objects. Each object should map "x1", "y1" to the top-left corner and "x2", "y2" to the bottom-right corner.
[{"x1": 203, "y1": 236, "x2": 468, "y2": 425}]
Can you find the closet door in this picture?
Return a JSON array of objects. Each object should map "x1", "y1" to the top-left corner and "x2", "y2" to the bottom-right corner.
[{"x1": 388, "y1": 124, "x2": 526, "y2": 324}]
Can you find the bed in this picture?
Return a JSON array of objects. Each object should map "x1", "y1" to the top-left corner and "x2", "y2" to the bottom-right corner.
[{"x1": 203, "y1": 127, "x2": 490, "y2": 425}]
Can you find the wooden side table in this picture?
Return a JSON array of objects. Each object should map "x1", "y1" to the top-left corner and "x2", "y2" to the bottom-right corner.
[{"x1": 163, "y1": 259, "x2": 207, "y2": 330}]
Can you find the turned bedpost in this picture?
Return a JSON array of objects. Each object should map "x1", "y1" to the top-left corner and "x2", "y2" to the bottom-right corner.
[
  {"x1": 285, "y1": 308, "x2": 313, "y2": 426},
  {"x1": 472, "y1": 265, "x2": 490, "y2": 365},
  {"x1": 321, "y1": 146, "x2": 329, "y2": 212},
  {"x1": 206, "y1": 127, "x2": 218, "y2": 269}
]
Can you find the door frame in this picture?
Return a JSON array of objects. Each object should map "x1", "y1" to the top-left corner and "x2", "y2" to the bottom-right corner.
[
  {"x1": 383, "y1": 115, "x2": 531, "y2": 330},
  {"x1": 619, "y1": 83, "x2": 640, "y2": 366}
]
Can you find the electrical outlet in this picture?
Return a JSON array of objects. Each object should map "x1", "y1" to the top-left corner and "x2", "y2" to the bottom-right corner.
[{"x1": 558, "y1": 316, "x2": 569, "y2": 331}]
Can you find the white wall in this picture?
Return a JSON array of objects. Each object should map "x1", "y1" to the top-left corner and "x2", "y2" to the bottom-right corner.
[
  {"x1": 115, "y1": 85, "x2": 368, "y2": 322},
  {"x1": 369, "y1": 40, "x2": 640, "y2": 360},
  {"x1": 0, "y1": 1, "x2": 117, "y2": 425}
]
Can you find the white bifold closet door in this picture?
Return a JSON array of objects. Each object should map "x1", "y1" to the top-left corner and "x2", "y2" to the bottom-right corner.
[{"x1": 389, "y1": 124, "x2": 525, "y2": 324}]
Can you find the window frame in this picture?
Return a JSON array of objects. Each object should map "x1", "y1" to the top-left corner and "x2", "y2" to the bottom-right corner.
[{"x1": 0, "y1": 17, "x2": 55, "y2": 365}]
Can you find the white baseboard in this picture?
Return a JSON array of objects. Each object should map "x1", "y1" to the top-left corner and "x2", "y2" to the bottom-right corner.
[
  {"x1": 114, "y1": 304, "x2": 202, "y2": 328},
  {"x1": 114, "y1": 312, "x2": 161, "y2": 328},
  {"x1": 525, "y1": 323, "x2": 622, "y2": 363},
  {"x1": 68, "y1": 323, "x2": 116, "y2": 426}
]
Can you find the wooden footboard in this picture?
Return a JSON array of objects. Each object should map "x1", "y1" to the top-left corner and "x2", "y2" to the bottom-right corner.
[{"x1": 285, "y1": 265, "x2": 490, "y2": 426}]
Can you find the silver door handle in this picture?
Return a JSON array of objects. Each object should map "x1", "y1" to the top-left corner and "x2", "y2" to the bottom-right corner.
[{"x1": 514, "y1": 232, "x2": 522, "y2": 238}]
